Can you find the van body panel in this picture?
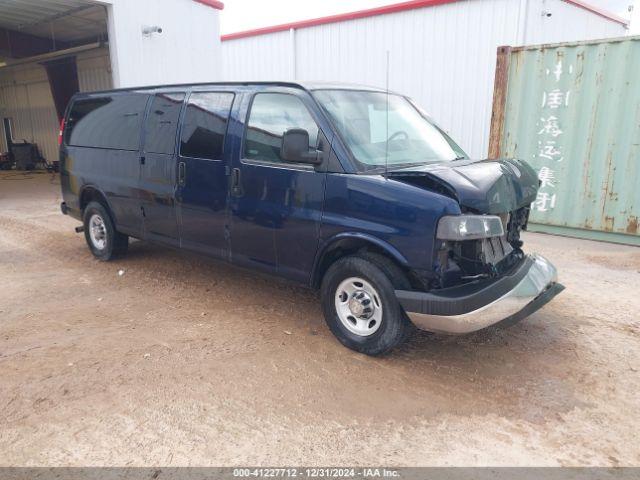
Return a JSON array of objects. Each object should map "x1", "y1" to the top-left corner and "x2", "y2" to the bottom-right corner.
[
  {"x1": 64, "y1": 147, "x2": 144, "y2": 235},
  {"x1": 313, "y1": 231, "x2": 411, "y2": 275},
  {"x1": 61, "y1": 91, "x2": 150, "y2": 236},
  {"x1": 175, "y1": 88, "x2": 241, "y2": 259},
  {"x1": 273, "y1": 167, "x2": 327, "y2": 283},
  {"x1": 176, "y1": 155, "x2": 229, "y2": 258},
  {"x1": 320, "y1": 173, "x2": 461, "y2": 275},
  {"x1": 138, "y1": 92, "x2": 186, "y2": 244},
  {"x1": 228, "y1": 86, "x2": 328, "y2": 283},
  {"x1": 138, "y1": 149, "x2": 180, "y2": 244}
]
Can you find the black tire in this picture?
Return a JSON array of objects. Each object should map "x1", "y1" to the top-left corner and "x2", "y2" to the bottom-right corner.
[
  {"x1": 320, "y1": 254, "x2": 413, "y2": 356},
  {"x1": 82, "y1": 201, "x2": 128, "y2": 261}
]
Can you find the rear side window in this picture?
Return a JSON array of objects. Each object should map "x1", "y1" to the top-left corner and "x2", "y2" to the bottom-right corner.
[
  {"x1": 180, "y1": 92, "x2": 234, "y2": 160},
  {"x1": 65, "y1": 94, "x2": 148, "y2": 150},
  {"x1": 144, "y1": 93, "x2": 185, "y2": 155},
  {"x1": 244, "y1": 93, "x2": 318, "y2": 163}
]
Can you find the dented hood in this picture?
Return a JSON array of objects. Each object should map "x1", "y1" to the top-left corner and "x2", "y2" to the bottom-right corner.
[{"x1": 388, "y1": 158, "x2": 539, "y2": 214}]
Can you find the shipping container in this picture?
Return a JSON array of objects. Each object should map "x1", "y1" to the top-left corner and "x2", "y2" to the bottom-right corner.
[{"x1": 489, "y1": 36, "x2": 640, "y2": 245}]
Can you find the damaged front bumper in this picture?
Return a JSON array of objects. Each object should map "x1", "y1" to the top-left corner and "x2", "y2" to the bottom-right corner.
[{"x1": 396, "y1": 254, "x2": 564, "y2": 334}]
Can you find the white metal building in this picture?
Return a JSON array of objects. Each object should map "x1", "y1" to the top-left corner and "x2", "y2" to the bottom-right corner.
[
  {"x1": 0, "y1": 0, "x2": 223, "y2": 165},
  {"x1": 221, "y1": 0, "x2": 628, "y2": 158}
]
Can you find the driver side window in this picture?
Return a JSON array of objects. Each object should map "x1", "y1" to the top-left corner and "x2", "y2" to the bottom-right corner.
[{"x1": 244, "y1": 93, "x2": 318, "y2": 164}]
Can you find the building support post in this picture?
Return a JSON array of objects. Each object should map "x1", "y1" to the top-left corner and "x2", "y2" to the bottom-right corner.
[{"x1": 104, "y1": 3, "x2": 121, "y2": 88}]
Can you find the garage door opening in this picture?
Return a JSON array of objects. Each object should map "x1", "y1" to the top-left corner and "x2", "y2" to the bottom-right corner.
[{"x1": 0, "y1": 1, "x2": 111, "y2": 170}]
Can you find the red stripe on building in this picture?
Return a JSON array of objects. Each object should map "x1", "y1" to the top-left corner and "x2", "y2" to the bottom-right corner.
[
  {"x1": 562, "y1": 0, "x2": 628, "y2": 26},
  {"x1": 220, "y1": 0, "x2": 627, "y2": 42},
  {"x1": 194, "y1": 0, "x2": 224, "y2": 11},
  {"x1": 221, "y1": 0, "x2": 458, "y2": 41}
]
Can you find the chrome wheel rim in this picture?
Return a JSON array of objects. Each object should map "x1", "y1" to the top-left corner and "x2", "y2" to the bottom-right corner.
[
  {"x1": 334, "y1": 277, "x2": 383, "y2": 336},
  {"x1": 88, "y1": 214, "x2": 107, "y2": 250}
]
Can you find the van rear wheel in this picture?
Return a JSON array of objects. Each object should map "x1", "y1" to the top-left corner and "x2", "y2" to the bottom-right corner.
[
  {"x1": 320, "y1": 255, "x2": 413, "y2": 356},
  {"x1": 82, "y1": 201, "x2": 128, "y2": 261}
]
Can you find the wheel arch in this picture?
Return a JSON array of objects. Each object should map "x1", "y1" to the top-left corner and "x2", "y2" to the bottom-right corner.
[
  {"x1": 311, "y1": 233, "x2": 413, "y2": 290},
  {"x1": 79, "y1": 185, "x2": 117, "y2": 223}
]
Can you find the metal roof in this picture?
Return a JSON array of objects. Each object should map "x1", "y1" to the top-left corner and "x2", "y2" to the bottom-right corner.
[
  {"x1": 0, "y1": 0, "x2": 107, "y2": 43},
  {"x1": 221, "y1": 0, "x2": 628, "y2": 41}
]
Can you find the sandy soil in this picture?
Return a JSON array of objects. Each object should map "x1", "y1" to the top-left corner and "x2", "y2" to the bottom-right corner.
[{"x1": 1, "y1": 171, "x2": 639, "y2": 466}]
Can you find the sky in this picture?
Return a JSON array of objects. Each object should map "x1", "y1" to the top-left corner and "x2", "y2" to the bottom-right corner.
[{"x1": 219, "y1": 0, "x2": 638, "y2": 35}]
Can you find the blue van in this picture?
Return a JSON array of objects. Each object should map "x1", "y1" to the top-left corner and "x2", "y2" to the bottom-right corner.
[{"x1": 59, "y1": 82, "x2": 563, "y2": 355}]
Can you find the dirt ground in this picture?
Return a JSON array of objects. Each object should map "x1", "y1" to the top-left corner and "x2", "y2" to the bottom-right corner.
[{"x1": 1, "y1": 171, "x2": 639, "y2": 467}]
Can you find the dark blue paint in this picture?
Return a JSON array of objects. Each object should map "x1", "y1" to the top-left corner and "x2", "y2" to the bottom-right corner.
[
  {"x1": 139, "y1": 150, "x2": 180, "y2": 244},
  {"x1": 60, "y1": 82, "x2": 530, "y2": 290},
  {"x1": 62, "y1": 146, "x2": 145, "y2": 237},
  {"x1": 227, "y1": 87, "x2": 328, "y2": 282},
  {"x1": 138, "y1": 93, "x2": 183, "y2": 245},
  {"x1": 176, "y1": 155, "x2": 229, "y2": 258},
  {"x1": 319, "y1": 174, "x2": 460, "y2": 273}
]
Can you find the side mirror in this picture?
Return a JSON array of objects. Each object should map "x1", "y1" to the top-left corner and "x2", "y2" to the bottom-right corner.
[{"x1": 281, "y1": 128, "x2": 321, "y2": 165}]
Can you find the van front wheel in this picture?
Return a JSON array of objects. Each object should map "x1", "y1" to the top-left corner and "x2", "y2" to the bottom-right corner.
[
  {"x1": 320, "y1": 255, "x2": 413, "y2": 356},
  {"x1": 82, "y1": 201, "x2": 128, "y2": 261}
]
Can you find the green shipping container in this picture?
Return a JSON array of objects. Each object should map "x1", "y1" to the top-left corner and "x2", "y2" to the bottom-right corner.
[{"x1": 490, "y1": 36, "x2": 640, "y2": 246}]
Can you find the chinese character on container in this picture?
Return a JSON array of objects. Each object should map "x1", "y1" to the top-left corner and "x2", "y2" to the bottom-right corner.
[
  {"x1": 541, "y1": 89, "x2": 571, "y2": 109},
  {"x1": 538, "y1": 167, "x2": 556, "y2": 188},
  {"x1": 533, "y1": 191, "x2": 557, "y2": 212},
  {"x1": 537, "y1": 140, "x2": 564, "y2": 162},
  {"x1": 538, "y1": 116, "x2": 563, "y2": 137}
]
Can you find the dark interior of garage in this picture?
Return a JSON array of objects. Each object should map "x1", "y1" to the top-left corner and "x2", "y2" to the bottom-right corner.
[{"x1": 0, "y1": 0, "x2": 109, "y2": 172}]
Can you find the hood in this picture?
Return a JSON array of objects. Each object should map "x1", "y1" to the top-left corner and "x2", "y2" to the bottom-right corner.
[{"x1": 388, "y1": 158, "x2": 539, "y2": 214}]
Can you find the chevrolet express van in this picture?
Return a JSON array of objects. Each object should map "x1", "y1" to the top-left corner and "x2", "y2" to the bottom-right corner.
[{"x1": 59, "y1": 82, "x2": 564, "y2": 355}]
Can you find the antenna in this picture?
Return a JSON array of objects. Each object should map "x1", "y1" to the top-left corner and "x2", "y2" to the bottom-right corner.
[{"x1": 384, "y1": 50, "x2": 390, "y2": 179}]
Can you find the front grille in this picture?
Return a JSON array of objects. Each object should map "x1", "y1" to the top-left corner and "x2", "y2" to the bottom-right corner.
[
  {"x1": 480, "y1": 235, "x2": 513, "y2": 266},
  {"x1": 435, "y1": 207, "x2": 531, "y2": 288}
]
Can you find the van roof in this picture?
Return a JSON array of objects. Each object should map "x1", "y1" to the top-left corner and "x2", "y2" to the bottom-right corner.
[{"x1": 75, "y1": 81, "x2": 393, "y2": 96}]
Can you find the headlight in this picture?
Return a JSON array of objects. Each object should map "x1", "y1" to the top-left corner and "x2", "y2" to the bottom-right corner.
[{"x1": 436, "y1": 215, "x2": 504, "y2": 241}]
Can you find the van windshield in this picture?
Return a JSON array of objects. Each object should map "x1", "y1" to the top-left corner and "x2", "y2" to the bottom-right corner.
[{"x1": 313, "y1": 89, "x2": 467, "y2": 171}]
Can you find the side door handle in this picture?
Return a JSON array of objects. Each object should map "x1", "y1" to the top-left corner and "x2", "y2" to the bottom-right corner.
[
  {"x1": 178, "y1": 161, "x2": 186, "y2": 186},
  {"x1": 231, "y1": 167, "x2": 243, "y2": 197}
]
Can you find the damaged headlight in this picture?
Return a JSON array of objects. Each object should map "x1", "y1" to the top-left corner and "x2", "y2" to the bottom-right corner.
[{"x1": 436, "y1": 215, "x2": 504, "y2": 241}]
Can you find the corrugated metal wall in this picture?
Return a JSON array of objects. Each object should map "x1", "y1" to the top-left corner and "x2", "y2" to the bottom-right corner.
[
  {"x1": 106, "y1": 0, "x2": 222, "y2": 87},
  {"x1": 498, "y1": 36, "x2": 640, "y2": 245},
  {"x1": 221, "y1": 0, "x2": 626, "y2": 159},
  {"x1": 222, "y1": 30, "x2": 292, "y2": 80},
  {"x1": 0, "y1": 47, "x2": 112, "y2": 162},
  {"x1": 524, "y1": 0, "x2": 627, "y2": 45},
  {"x1": 24, "y1": 82, "x2": 60, "y2": 163},
  {"x1": 77, "y1": 50, "x2": 113, "y2": 92}
]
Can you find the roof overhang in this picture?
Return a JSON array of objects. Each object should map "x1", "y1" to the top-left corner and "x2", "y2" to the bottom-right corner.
[{"x1": 0, "y1": 0, "x2": 108, "y2": 60}]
